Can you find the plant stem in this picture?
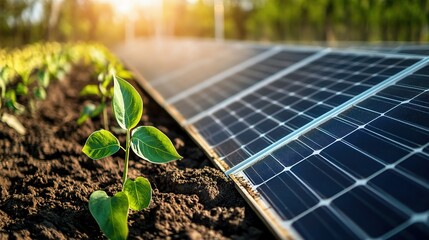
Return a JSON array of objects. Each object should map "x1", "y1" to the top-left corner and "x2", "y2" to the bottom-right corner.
[
  {"x1": 122, "y1": 129, "x2": 131, "y2": 189},
  {"x1": 102, "y1": 106, "x2": 108, "y2": 130},
  {"x1": 101, "y1": 96, "x2": 108, "y2": 130}
]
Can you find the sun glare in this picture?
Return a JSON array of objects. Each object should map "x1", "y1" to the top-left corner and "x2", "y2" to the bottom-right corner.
[{"x1": 99, "y1": 0, "x2": 160, "y2": 15}]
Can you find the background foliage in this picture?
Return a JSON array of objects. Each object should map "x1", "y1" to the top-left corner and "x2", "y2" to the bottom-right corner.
[{"x1": 1, "y1": 0, "x2": 428, "y2": 47}]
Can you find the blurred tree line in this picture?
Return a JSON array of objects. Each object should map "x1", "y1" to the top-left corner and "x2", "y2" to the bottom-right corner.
[{"x1": 1, "y1": 0, "x2": 428, "y2": 47}]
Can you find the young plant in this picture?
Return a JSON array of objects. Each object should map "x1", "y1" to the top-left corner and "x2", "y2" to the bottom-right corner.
[
  {"x1": 82, "y1": 76, "x2": 182, "y2": 240},
  {"x1": 78, "y1": 62, "x2": 132, "y2": 130}
]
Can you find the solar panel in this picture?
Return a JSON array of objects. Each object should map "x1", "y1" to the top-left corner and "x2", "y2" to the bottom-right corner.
[
  {"x1": 235, "y1": 62, "x2": 429, "y2": 239},
  {"x1": 117, "y1": 40, "x2": 429, "y2": 239}
]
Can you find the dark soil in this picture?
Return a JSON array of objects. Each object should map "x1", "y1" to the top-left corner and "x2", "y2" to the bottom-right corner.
[{"x1": 0, "y1": 65, "x2": 272, "y2": 239}]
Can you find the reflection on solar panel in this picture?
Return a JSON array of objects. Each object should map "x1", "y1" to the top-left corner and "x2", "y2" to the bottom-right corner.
[{"x1": 116, "y1": 39, "x2": 429, "y2": 239}]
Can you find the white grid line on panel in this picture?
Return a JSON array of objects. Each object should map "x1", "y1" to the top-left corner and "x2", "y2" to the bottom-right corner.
[{"x1": 224, "y1": 57, "x2": 429, "y2": 176}]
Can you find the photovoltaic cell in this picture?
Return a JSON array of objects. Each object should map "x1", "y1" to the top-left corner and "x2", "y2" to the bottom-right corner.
[
  {"x1": 239, "y1": 64, "x2": 429, "y2": 239},
  {"x1": 192, "y1": 53, "x2": 419, "y2": 168}
]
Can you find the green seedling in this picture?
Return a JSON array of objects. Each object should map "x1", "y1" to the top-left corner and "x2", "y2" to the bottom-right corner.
[
  {"x1": 78, "y1": 59, "x2": 132, "y2": 130},
  {"x1": 82, "y1": 76, "x2": 182, "y2": 240}
]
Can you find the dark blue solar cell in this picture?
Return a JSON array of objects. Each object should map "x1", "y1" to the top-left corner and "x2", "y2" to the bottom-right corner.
[
  {"x1": 235, "y1": 130, "x2": 260, "y2": 145},
  {"x1": 362, "y1": 75, "x2": 386, "y2": 85},
  {"x1": 292, "y1": 207, "x2": 360, "y2": 240},
  {"x1": 253, "y1": 98, "x2": 271, "y2": 109},
  {"x1": 292, "y1": 155, "x2": 354, "y2": 198},
  {"x1": 357, "y1": 96, "x2": 397, "y2": 113},
  {"x1": 262, "y1": 104, "x2": 282, "y2": 115},
  {"x1": 344, "y1": 129, "x2": 409, "y2": 164},
  {"x1": 266, "y1": 125, "x2": 292, "y2": 141},
  {"x1": 278, "y1": 95, "x2": 301, "y2": 106},
  {"x1": 301, "y1": 129, "x2": 336, "y2": 150},
  {"x1": 321, "y1": 141, "x2": 383, "y2": 179},
  {"x1": 313, "y1": 79, "x2": 333, "y2": 88},
  {"x1": 328, "y1": 82, "x2": 351, "y2": 92},
  {"x1": 332, "y1": 186, "x2": 409, "y2": 238},
  {"x1": 229, "y1": 121, "x2": 249, "y2": 133},
  {"x1": 228, "y1": 101, "x2": 245, "y2": 112},
  {"x1": 223, "y1": 149, "x2": 249, "y2": 167},
  {"x1": 287, "y1": 115, "x2": 312, "y2": 129},
  {"x1": 398, "y1": 59, "x2": 419, "y2": 67},
  {"x1": 219, "y1": 114, "x2": 239, "y2": 126},
  {"x1": 362, "y1": 66, "x2": 385, "y2": 74},
  {"x1": 369, "y1": 169, "x2": 429, "y2": 213},
  {"x1": 203, "y1": 120, "x2": 223, "y2": 134},
  {"x1": 378, "y1": 85, "x2": 420, "y2": 102},
  {"x1": 411, "y1": 92, "x2": 429, "y2": 108},
  {"x1": 245, "y1": 112, "x2": 266, "y2": 124},
  {"x1": 330, "y1": 72, "x2": 350, "y2": 79},
  {"x1": 272, "y1": 141, "x2": 313, "y2": 167},
  {"x1": 208, "y1": 130, "x2": 231, "y2": 145},
  {"x1": 194, "y1": 116, "x2": 215, "y2": 129},
  {"x1": 343, "y1": 85, "x2": 370, "y2": 95},
  {"x1": 245, "y1": 138, "x2": 271, "y2": 154},
  {"x1": 273, "y1": 109, "x2": 297, "y2": 122},
  {"x1": 235, "y1": 106, "x2": 254, "y2": 118},
  {"x1": 387, "y1": 104, "x2": 429, "y2": 130},
  {"x1": 241, "y1": 94, "x2": 259, "y2": 103},
  {"x1": 339, "y1": 107, "x2": 378, "y2": 125},
  {"x1": 215, "y1": 139, "x2": 241, "y2": 156},
  {"x1": 213, "y1": 109, "x2": 230, "y2": 119},
  {"x1": 379, "y1": 66, "x2": 404, "y2": 76},
  {"x1": 319, "y1": 117, "x2": 355, "y2": 138},
  {"x1": 361, "y1": 57, "x2": 381, "y2": 64},
  {"x1": 243, "y1": 156, "x2": 284, "y2": 185},
  {"x1": 413, "y1": 65, "x2": 429, "y2": 75},
  {"x1": 257, "y1": 171, "x2": 319, "y2": 220},
  {"x1": 312, "y1": 91, "x2": 334, "y2": 101},
  {"x1": 325, "y1": 94, "x2": 352, "y2": 106},
  {"x1": 254, "y1": 118, "x2": 279, "y2": 133},
  {"x1": 306, "y1": 104, "x2": 333, "y2": 118},
  {"x1": 387, "y1": 223, "x2": 429, "y2": 240},
  {"x1": 344, "y1": 73, "x2": 367, "y2": 82},
  {"x1": 397, "y1": 153, "x2": 429, "y2": 184},
  {"x1": 297, "y1": 85, "x2": 318, "y2": 96},
  {"x1": 292, "y1": 100, "x2": 315, "y2": 112},
  {"x1": 377, "y1": 58, "x2": 403, "y2": 66},
  {"x1": 368, "y1": 116, "x2": 429, "y2": 149}
]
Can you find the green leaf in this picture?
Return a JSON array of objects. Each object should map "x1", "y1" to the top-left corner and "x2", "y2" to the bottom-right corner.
[
  {"x1": 123, "y1": 177, "x2": 152, "y2": 211},
  {"x1": 131, "y1": 126, "x2": 182, "y2": 164},
  {"x1": 112, "y1": 75, "x2": 142, "y2": 130},
  {"x1": 16, "y1": 82, "x2": 28, "y2": 95},
  {"x1": 34, "y1": 87, "x2": 46, "y2": 100},
  {"x1": 90, "y1": 103, "x2": 106, "y2": 117},
  {"x1": 117, "y1": 69, "x2": 133, "y2": 79},
  {"x1": 89, "y1": 190, "x2": 129, "y2": 240},
  {"x1": 80, "y1": 84, "x2": 100, "y2": 96},
  {"x1": 77, "y1": 103, "x2": 96, "y2": 125},
  {"x1": 37, "y1": 70, "x2": 50, "y2": 88},
  {"x1": 82, "y1": 129, "x2": 120, "y2": 160}
]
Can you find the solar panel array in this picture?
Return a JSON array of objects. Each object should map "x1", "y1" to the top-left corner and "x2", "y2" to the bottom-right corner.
[{"x1": 116, "y1": 40, "x2": 429, "y2": 239}]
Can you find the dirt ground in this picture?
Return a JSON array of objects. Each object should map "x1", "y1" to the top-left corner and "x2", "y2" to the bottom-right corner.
[{"x1": 0, "y1": 65, "x2": 273, "y2": 239}]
